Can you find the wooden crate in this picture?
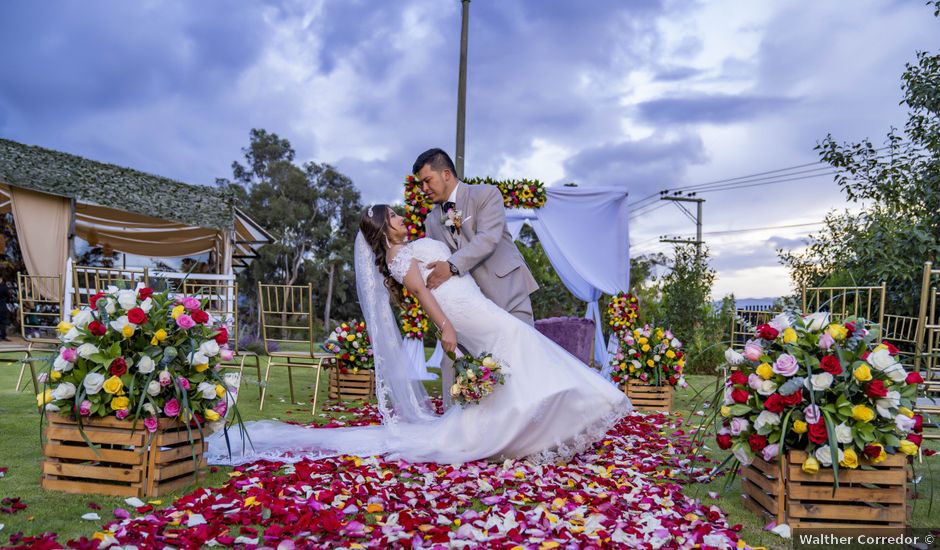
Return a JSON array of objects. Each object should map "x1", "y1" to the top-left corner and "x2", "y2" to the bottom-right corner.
[
  {"x1": 742, "y1": 449, "x2": 910, "y2": 530},
  {"x1": 42, "y1": 414, "x2": 206, "y2": 498},
  {"x1": 328, "y1": 368, "x2": 375, "y2": 400},
  {"x1": 625, "y1": 379, "x2": 673, "y2": 412}
]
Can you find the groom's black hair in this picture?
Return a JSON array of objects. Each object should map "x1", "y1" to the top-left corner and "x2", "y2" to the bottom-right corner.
[{"x1": 412, "y1": 148, "x2": 457, "y2": 176}]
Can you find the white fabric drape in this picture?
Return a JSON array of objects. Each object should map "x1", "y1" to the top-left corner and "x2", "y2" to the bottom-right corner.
[
  {"x1": 9, "y1": 186, "x2": 70, "y2": 299},
  {"x1": 401, "y1": 338, "x2": 438, "y2": 380},
  {"x1": 426, "y1": 341, "x2": 444, "y2": 369},
  {"x1": 509, "y1": 187, "x2": 630, "y2": 366}
]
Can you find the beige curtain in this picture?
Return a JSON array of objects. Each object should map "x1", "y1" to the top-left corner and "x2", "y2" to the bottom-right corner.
[{"x1": 10, "y1": 187, "x2": 70, "y2": 299}]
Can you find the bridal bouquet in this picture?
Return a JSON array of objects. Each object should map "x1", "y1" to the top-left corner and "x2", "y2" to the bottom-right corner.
[
  {"x1": 716, "y1": 313, "x2": 923, "y2": 472},
  {"x1": 323, "y1": 320, "x2": 374, "y2": 373},
  {"x1": 39, "y1": 286, "x2": 234, "y2": 431},
  {"x1": 610, "y1": 325, "x2": 687, "y2": 388},
  {"x1": 448, "y1": 351, "x2": 507, "y2": 406}
]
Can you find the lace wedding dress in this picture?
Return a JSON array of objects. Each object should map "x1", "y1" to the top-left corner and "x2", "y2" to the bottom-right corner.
[{"x1": 206, "y1": 237, "x2": 631, "y2": 466}]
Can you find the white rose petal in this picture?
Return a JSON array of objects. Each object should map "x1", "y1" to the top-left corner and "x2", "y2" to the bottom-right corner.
[
  {"x1": 147, "y1": 380, "x2": 162, "y2": 396},
  {"x1": 884, "y1": 364, "x2": 907, "y2": 383},
  {"x1": 72, "y1": 309, "x2": 94, "y2": 328},
  {"x1": 137, "y1": 356, "x2": 156, "y2": 374},
  {"x1": 753, "y1": 410, "x2": 781, "y2": 432},
  {"x1": 835, "y1": 422, "x2": 853, "y2": 445},
  {"x1": 724, "y1": 348, "x2": 744, "y2": 365},
  {"x1": 769, "y1": 313, "x2": 791, "y2": 332},
  {"x1": 875, "y1": 391, "x2": 901, "y2": 418},
  {"x1": 53, "y1": 355, "x2": 74, "y2": 372},
  {"x1": 51, "y1": 382, "x2": 76, "y2": 400},
  {"x1": 81, "y1": 513, "x2": 101, "y2": 521},
  {"x1": 189, "y1": 351, "x2": 209, "y2": 366},
  {"x1": 76, "y1": 343, "x2": 99, "y2": 359},
  {"x1": 45, "y1": 403, "x2": 61, "y2": 412},
  {"x1": 758, "y1": 379, "x2": 778, "y2": 396},
  {"x1": 140, "y1": 297, "x2": 153, "y2": 313},
  {"x1": 197, "y1": 381, "x2": 216, "y2": 400},
  {"x1": 83, "y1": 372, "x2": 105, "y2": 395},
  {"x1": 117, "y1": 289, "x2": 138, "y2": 311},
  {"x1": 868, "y1": 349, "x2": 898, "y2": 371},
  {"x1": 803, "y1": 312, "x2": 830, "y2": 332},
  {"x1": 814, "y1": 444, "x2": 844, "y2": 468},
  {"x1": 109, "y1": 315, "x2": 130, "y2": 333},
  {"x1": 105, "y1": 298, "x2": 116, "y2": 315},
  {"x1": 733, "y1": 446, "x2": 754, "y2": 466},
  {"x1": 805, "y1": 372, "x2": 834, "y2": 391},
  {"x1": 198, "y1": 340, "x2": 220, "y2": 358},
  {"x1": 143, "y1": 403, "x2": 156, "y2": 415},
  {"x1": 62, "y1": 327, "x2": 81, "y2": 343}
]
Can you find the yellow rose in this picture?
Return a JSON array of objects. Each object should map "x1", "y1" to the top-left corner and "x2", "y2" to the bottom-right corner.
[
  {"x1": 151, "y1": 328, "x2": 168, "y2": 346},
  {"x1": 641, "y1": 344, "x2": 651, "y2": 353},
  {"x1": 899, "y1": 440, "x2": 919, "y2": 456},
  {"x1": 56, "y1": 321, "x2": 74, "y2": 334},
  {"x1": 677, "y1": 359, "x2": 685, "y2": 368},
  {"x1": 195, "y1": 363, "x2": 209, "y2": 373},
  {"x1": 792, "y1": 419, "x2": 808, "y2": 434},
  {"x1": 122, "y1": 324, "x2": 135, "y2": 338},
  {"x1": 171, "y1": 305, "x2": 185, "y2": 320},
  {"x1": 756, "y1": 363, "x2": 774, "y2": 380},
  {"x1": 638, "y1": 337, "x2": 648, "y2": 345},
  {"x1": 828, "y1": 323, "x2": 848, "y2": 340},
  {"x1": 873, "y1": 344, "x2": 888, "y2": 353},
  {"x1": 899, "y1": 406, "x2": 915, "y2": 418},
  {"x1": 216, "y1": 384, "x2": 226, "y2": 398},
  {"x1": 628, "y1": 365, "x2": 636, "y2": 374},
  {"x1": 782, "y1": 328, "x2": 797, "y2": 344},
  {"x1": 720, "y1": 405, "x2": 731, "y2": 417},
  {"x1": 868, "y1": 443, "x2": 887, "y2": 464},
  {"x1": 840, "y1": 448, "x2": 859, "y2": 469},
  {"x1": 37, "y1": 389, "x2": 53, "y2": 407},
  {"x1": 204, "y1": 409, "x2": 221, "y2": 422},
  {"x1": 646, "y1": 359, "x2": 654, "y2": 367},
  {"x1": 110, "y1": 396, "x2": 130, "y2": 411},
  {"x1": 103, "y1": 375, "x2": 124, "y2": 395},
  {"x1": 666, "y1": 350, "x2": 676, "y2": 359},
  {"x1": 851, "y1": 404, "x2": 875, "y2": 423},
  {"x1": 50, "y1": 370, "x2": 62, "y2": 381},
  {"x1": 853, "y1": 363, "x2": 872, "y2": 382},
  {"x1": 802, "y1": 456, "x2": 820, "y2": 475},
  {"x1": 346, "y1": 334, "x2": 356, "y2": 342}
]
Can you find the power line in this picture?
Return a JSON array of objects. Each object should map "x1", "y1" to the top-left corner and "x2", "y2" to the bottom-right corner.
[{"x1": 702, "y1": 221, "x2": 825, "y2": 237}]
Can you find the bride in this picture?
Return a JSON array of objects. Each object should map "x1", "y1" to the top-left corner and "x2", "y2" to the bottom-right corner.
[{"x1": 206, "y1": 205, "x2": 631, "y2": 466}]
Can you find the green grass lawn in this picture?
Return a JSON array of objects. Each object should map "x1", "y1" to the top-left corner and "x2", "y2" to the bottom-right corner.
[{"x1": 1, "y1": 355, "x2": 938, "y2": 547}]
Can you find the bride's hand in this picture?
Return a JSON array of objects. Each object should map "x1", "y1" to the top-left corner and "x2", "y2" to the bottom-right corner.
[{"x1": 440, "y1": 323, "x2": 458, "y2": 354}]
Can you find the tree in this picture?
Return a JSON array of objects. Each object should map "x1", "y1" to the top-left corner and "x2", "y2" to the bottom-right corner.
[
  {"x1": 629, "y1": 252, "x2": 667, "y2": 326},
  {"x1": 779, "y1": 3, "x2": 940, "y2": 315}
]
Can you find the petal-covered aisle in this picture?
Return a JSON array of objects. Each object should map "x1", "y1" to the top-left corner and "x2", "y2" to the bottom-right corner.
[{"x1": 12, "y1": 404, "x2": 743, "y2": 549}]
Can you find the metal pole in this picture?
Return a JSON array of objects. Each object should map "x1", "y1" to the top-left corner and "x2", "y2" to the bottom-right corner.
[
  {"x1": 455, "y1": 0, "x2": 470, "y2": 180},
  {"x1": 696, "y1": 199, "x2": 703, "y2": 261}
]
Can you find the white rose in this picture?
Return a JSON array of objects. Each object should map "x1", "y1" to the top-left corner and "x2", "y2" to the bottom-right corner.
[
  {"x1": 51, "y1": 382, "x2": 76, "y2": 400},
  {"x1": 137, "y1": 356, "x2": 155, "y2": 374},
  {"x1": 835, "y1": 422, "x2": 853, "y2": 445},
  {"x1": 769, "y1": 313, "x2": 791, "y2": 332},
  {"x1": 62, "y1": 327, "x2": 81, "y2": 343},
  {"x1": 77, "y1": 343, "x2": 99, "y2": 359},
  {"x1": 146, "y1": 380, "x2": 162, "y2": 396},
  {"x1": 189, "y1": 351, "x2": 209, "y2": 366},
  {"x1": 868, "y1": 349, "x2": 898, "y2": 372},
  {"x1": 482, "y1": 356, "x2": 496, "y2": 368},
  {"x1": 197, "y1": 381, "x2": 216, "y2": 399},
  {"x1": 117, "y1": 290, "x2": 138, "y2": 311},
  {"x1": 757, "y1": 379, "x2": 778, "y2": 396},
  {"x1": 143, "y1": 403, "x2": 156, "y2": 415},
  {"x1": 814, "y1": 445, "x2": 843, "y2": 467},
  {"x1": 83, "y1": 372, "x2": 105, "y2": 395},
  {"x1": 733, "y1": 446, "x2": 754, "y2": 466},
  {"x1": 671, "y1": 338, "x2": 682, "y2": 348},
  {"x1": 72, "y1": 309, "x2": 94, "y2": 328},
  {"x1": 105, "y1": 298, "x2": 116, "y2": 315},
  {"x1": 723, "y1": 386, "x2": 735, "y2": 406},
  {"x1": 803, "y1": 312, "x2": 830, "y2": 332},
  {"x1": 198, "y1": 340, "x2": 220, "y2": 358},
  {"x1": 53, "y1": 355, "x2": 74, "y2": 372},
  {"x1": 45, "y1": 403, "x2": 61, "y2": 412},
  {"x1": 804, "y1": 372, "x2": 834, "y2": 391},
  {"x1": 724, "y1": 348, "x2": 744, "y2": 366},
  {"x1": 753, "y1": 410, "x2": 781, "y2": 432},
  {"x1": 140, "y1": 297, "x2": 153, "y2": 313},
  {"x1": 875, "y1": 391, "x2": 901, "y2": 418},
  {"x1": 884, "y1": 364, "x2": 907, "y2": 383},
  {"x1": 109, "y1": 315, "x2": 130, "y2": 333}
]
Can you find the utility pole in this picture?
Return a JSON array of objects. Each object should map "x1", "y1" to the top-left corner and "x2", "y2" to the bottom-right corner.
[
  {"x1": 455, "y1": 0, "x2": 471, "y2": 180},
  {"x1": 658, "y1": 192, "x2": 705, "y2": 260}
]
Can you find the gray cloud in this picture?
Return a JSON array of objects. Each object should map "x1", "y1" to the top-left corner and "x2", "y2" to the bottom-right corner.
[{"x1": 636, "y1": 93, "x2": 800, "y2": 125}]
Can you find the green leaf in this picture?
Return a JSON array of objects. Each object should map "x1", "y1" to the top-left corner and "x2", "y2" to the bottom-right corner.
[{"x1": 728, "y1": 404, "x2": 752, "y2": 416}]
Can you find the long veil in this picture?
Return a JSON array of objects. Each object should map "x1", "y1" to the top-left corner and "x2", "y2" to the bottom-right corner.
[{"x1": 204, "y1": 232, "x2": 437, "y2": 465}]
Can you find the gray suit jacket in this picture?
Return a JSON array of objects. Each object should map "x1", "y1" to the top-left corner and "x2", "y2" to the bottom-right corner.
[{"x1": 426, "y1": 183, "x2": 539, "y2": 313}]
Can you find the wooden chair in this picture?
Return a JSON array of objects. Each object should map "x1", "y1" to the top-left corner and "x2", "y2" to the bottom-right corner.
[
  {"x1": 183, "y1": 281, "x2": 262, "y2": 403},
  {"x1": 257, "y1": 283, "x2": 334, "y2": 413},
  {"x1": 14, "y1": 273, "x2": 64, "y2": 393},
  {"x1": 801, "y1": 283, "x2": 886, "y2": 328},
  {"x1": 72, "y1": 265, "x2": 149, "y2": 307}
]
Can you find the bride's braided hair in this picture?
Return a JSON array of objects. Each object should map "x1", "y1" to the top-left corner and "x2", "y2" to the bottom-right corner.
[{"x1": 359, "y1": 205, "x2": 406, "y2": 307}]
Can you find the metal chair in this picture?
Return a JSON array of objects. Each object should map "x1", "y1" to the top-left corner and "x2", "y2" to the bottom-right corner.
[
  {"x1": 183, "y1": 281, "x2": 262, "y2": 402},
  {"x1": 257, "y1": 283, "x2": 334, "y2": 413},
  {"x1": 801, "y1": 283, "x2": 886, "y2": 328},
  {"x1": 71, "y1": 265, "x2": 149, "y2": 307},
  {"x1": 914, "y1": 263, "x2": 940, "y2": 440},
  {"x1": 14, "y1": 273, "x2": 63, "y2": 393}
]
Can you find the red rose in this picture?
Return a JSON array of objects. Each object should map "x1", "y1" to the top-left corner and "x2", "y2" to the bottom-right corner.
[
  {"x1": 808, "y1": 420, "x2": 828, "y2": 444},
  {"x1": 844, "y1": 322, "x2": 857, "y2": 337},
  {"x1": 214, "y1": 326, "x2": 229, "y2": 345},
  {"x1": 913, "y1": 415, "x2": 923, "y2": 433},
  {"x1": 89, "y1": 292, "x2": 106, "y2": 309},
  {"x1": 863, "y1": 444, "x2": 882, "y2": 460},
  {"x1": 763, "y1": 393, "x2": 785, "y2": 413},
  {"x1": 127, "y1": 307, "x2": 147, "y2": 325},
  {"x1": 882, "y1": 340, "x2": 899, "y2": 356},
  {"x1": 668, "y1": 375, "x2": 678, "y2": 386},
  {"x1": 89, "y1": 320, "x2": 107, "y2": 336},
  {"x1": 110, "y1": 357, "x2": 127, "y2": 377},
  {"x1": 906, "y1": 372, "x2": 923, "y2": 385},
  {"x1": 731, "y1": 388, "x2": 750, "y2": 404},
  {"x1": 782, "y1": 389, "x2": 805, "y2": 407},
  {"x1": 716, "y1": 433, "x2": 733, "y2": 450},
  {"x1": 819, "y1": 355, "x2": 842, "y2": 376},
  {"x1": 138, "y1": 287, "x2": 154, "y2": 300},
  {"x1": 861, "y1": 351, "x2": 871, "y2": 360},
  {"x1": 730, "y1": 371, "x2": 748, "y2": 386},
  {"x1": 864, "y1": 380, "x2": 889, "y2": 399},
  {"x1": 748, "y1": 433, "x2": 768, "y2": 452},
  {"x1": 191, "y1": 309, "x2": 209, "y2": 324},
  {"x1": 756, "y1": 324, "x2": 779, "y2": 340},
  {"x1": 907, "y1": 433, "x2": 923, "y2": 447}
]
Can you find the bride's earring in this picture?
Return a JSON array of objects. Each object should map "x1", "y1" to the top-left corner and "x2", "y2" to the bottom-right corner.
[{"x1": 385, "y1": 234, "x2": 393, "y2": 248}]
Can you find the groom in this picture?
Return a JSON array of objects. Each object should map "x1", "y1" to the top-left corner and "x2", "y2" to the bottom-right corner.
[{"x1": 413, "y1": 148, "x2": 539, "y2": 406}]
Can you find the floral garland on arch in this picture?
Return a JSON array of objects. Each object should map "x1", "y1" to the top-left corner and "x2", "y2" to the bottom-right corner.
[
  {"x1": 462, "y1": 176, "x2": 547, "y2": 210},
  {"x1": 715, "y1": 313, "x2": 923, "y2": 474},
  {"x1": 607, "y1": 292, "x2": 639, "y2": 341},
  {"x1": 399, "y1": 288, "x2": 429, "y2": 340}
]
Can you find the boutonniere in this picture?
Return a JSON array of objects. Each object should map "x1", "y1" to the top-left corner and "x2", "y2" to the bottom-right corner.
[{"x1": 443, "y1": 209, "x2": 470, "y2": 235}]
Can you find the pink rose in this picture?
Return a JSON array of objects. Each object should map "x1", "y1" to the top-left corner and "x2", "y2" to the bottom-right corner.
[
  {"x1": 144, "y1": 416, "x2": 159, "y2": 433},
  {"x1": 37, "y1": 372, "x2": 49, "y2": 384},
  {"x1": 158, "y1": 370, "x2": 172, "y2": 387},
  {"x1": 730, "y1": 417, "x2": 749, "y2": 436},
  {"x1": 79, "y1": 400, "x2": 92, "y2": 416},
  {"x1": 818, "y1": 332, "x2": 835, "y2": 350},
  {"x1": 177, "y1": 377, "x2": 190, "y2": 390},
  {"x1": 61, "y1": 348, "x2": 78, "y2": 363},
  {"x1": 182, "y1": 297, "x2": 200, "y2": 310},
  {"x1": 761, "y1": 443, "x2": 780, "y2": 462},
  {"x1": 743, "y1": 340, "x2": 763, "y2": 362},
  {"x1": 163, "y1": 398, "x2": 180, "y2": 417},
  {"x1": 214, "y1": 401, "x2": 228, "y2": 417},
  {"x1": 220, "y1": 349, "x2": 234, "y2": 362},
  {"x1": 115, "y1": 409, "x2": 129, "y2": 420},
  {"x1": 772, "y1": 353, "x2": 799, "y2": 377},
  {"x1": 176, "y1": 314, "x2": 195, "y2": 329},
  {"x1": 748, "y1": 374, "x2": 763, "y2": 391},
  {"x1": 804, "y1": 404, "x2": 821, "y2": 425}
]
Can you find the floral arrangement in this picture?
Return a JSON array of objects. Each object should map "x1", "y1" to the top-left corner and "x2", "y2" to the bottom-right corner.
[
  {"x1": 607, "y1": 292, "x2": 639, "y2": 341},
  {"x1": 448, "y1": 351, "x2": 507, "y2": 406},
  {"x1": 463, "y1": 177, "x2": 547, "y2": 210},
  {"x1": 609, "y1": 325, "x2": 687, "y2": 388},
  {"x1": 39, "y1": 286, "x2": 234, "y2": 432},
  {"x1": 323, "y1": 320, "x2": 374, "y2": 373},
  {"x1": 716, "y1": 313, "x2": 923, "y2": 474},
  {"x1": 404, "y1": 174, "x2": 434, "y2": 240},
  {"x1": 399, "y1": 289, "x2": 429, "y2": 340}
]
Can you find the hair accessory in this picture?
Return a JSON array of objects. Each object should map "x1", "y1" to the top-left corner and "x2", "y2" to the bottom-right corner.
[{"x1": 368, "y1": 205, "x2": 374, "y2": 217}]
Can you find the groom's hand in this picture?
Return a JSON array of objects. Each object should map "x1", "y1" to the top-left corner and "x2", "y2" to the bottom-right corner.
[{"x1": 426, "y1": 261, "x2": 452, "y2": 289}]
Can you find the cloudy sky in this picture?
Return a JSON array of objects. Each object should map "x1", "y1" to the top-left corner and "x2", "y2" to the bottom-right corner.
[{"x1": 1, "y1": 0, "x2": 935, "y2": 298}]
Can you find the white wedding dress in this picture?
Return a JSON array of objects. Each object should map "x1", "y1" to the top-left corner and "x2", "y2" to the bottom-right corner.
[{"x1": 206, "y1": 237, "x2": 631, "y2": 466}]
